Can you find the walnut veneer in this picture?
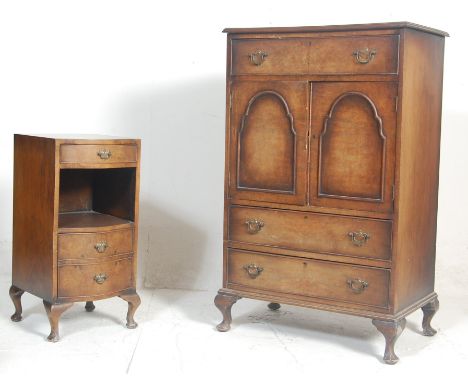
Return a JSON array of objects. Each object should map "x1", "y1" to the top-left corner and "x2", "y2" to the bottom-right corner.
[
  {"x1": 10, "y1": 134, "x2": 141, "y2": 341},
  {"x1": 215, "y1": 22, "x2": 447, "y2": 364}
]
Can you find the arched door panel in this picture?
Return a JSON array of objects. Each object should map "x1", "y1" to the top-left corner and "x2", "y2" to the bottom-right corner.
[
  {"x1": 229, "y1": 81, "x2": 308, "y2": 205},
  {"x1": 310, "y1": 82, "x2": 397, "y2": 213}
]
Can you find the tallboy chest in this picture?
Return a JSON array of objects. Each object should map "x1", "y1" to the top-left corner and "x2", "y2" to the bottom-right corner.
[{"x1": 215, "y1": 22, "x2": 448, "y2": 364}]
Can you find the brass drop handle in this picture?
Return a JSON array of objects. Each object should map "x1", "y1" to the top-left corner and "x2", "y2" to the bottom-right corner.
[
  {"x1": 347, "y1": 278, "x2": 369, "y2": 293},
  {"x1": 248, "y1": 50, "x2": 268, "y2": 66},
  {"x1": 348, "y1": 230, "x2": 370, "y2": 246},
  {"x1": 352, "y1": 48, "x2": 377, "y2": 64},
  {"x1": 94, "y1": 241, "x2": 108, "y2": 253},
  {"x1": 243, "y1": 264, "x2": 264, "y2": 279},
  {"x1": 97, "y1": 149, "x2": 112, "y2": 159},
  {"x1": 93, "y1": 273, "x2": 108, "y2": 284},
  {"x1": 245, "y1": 219, "x2": 264, "y2": 234}
]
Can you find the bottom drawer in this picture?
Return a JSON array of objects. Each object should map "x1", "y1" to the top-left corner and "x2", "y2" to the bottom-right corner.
[
  {"x1": 227, "y1": 249, "x2": 389, "y2": 308},
  {"x1": 58, "y1": 257, "x2": 134, "y2": 298}
]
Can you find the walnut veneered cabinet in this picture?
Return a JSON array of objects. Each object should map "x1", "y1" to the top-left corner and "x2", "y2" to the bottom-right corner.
[
  {"x1": 10, "y1": 134, "x2": 141, "y2": 342},
  {"x1": 215, "y1": 22, "x2": 448, "y2": 364}
]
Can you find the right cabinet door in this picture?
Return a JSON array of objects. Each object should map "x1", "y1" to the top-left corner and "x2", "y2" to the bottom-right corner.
[{"x1": 310, "y1": 82, "x2": 397, "y2": 213}]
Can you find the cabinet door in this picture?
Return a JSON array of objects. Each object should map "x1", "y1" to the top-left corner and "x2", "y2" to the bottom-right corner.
[
  {"x1": 229, "y1": 81, "x2": 308, "y2": 205},
  {"x1": 310, "y1": 82, "x2": 397, "y2": 213}
]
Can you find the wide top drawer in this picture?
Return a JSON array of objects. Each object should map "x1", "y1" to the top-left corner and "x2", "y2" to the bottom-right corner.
[
  {"x1": 231, "y1": 35, "x2": 399, "y2": 75},
  {"x1": 60, "y1": 144, "x2": 138, "y2": 167}
]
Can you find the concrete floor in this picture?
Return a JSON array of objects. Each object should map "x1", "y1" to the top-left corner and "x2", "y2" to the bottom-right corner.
[{"x1": 0, "y1": 272, "x2": 466, "y2": 380}]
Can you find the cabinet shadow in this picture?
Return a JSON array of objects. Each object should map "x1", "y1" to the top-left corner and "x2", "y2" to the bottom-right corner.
[
  {"x1": 137, "y1": 202, "x2": 207, "y2": 290},
  {"x1": 110, "y1": 76, "x2": 226, "y2": 291}
]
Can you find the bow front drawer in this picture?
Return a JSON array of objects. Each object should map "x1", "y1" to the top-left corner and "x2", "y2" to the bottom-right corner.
[
  {"x1": 229, "y1": 206, "x2": 392, "y2": 260},
  {"x1": 58, "y1": 228, "x2": 134, "y2": 261},
  {"x1": 60, "y1": 144, "x2": 137, "y2": 166},
  {"x1": 227, "y1": 249, "x2": 390, "y2": 308},
  {"x1": 58, "y1": 257, "x2": 133, "y2": 298},
  {"x1": 231, "y1": 35, "x2": 399, "y2": 75}
]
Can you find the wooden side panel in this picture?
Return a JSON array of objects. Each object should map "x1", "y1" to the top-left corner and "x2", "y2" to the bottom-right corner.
[
  {"x1": 392, "y1": 29, "x2": 445, "y2": 312},
  {"x1": 12, "y1": 135, "x2": 57, "y2": 301},
  {"x1": 131, "y1": 140, "x2": 141, "y2": 288}
]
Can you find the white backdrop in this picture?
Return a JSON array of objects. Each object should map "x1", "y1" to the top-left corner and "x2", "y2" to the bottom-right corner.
[{"x1": 0, "y1": 0, "x2": 466, "y2": 292}]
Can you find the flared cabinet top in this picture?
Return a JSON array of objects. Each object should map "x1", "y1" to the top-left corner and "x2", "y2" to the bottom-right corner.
[{"x1": 223, "y1": 22, "x2": 449, "y2": 37}]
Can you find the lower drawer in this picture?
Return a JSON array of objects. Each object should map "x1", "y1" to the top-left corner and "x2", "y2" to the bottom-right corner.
[
  {"x1": 227, "y1": 249, "x2": 389, "y2": 308},
  {"x1": 58, "y1": 257, "x2": 134, "y2": 298}
]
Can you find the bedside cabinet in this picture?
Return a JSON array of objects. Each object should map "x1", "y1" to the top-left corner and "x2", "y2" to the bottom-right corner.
[
  {"x1": 10, "y1": 134, "x2": 141, "y2": 342},
  {"x1": 215, "y1": 22, "x2": 447, "y2": 364}
]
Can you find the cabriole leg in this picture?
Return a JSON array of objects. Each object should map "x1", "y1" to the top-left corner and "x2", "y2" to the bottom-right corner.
[
  {"x1": 422, "y1": 296, "x2": 439, "y2": 336},
  {"x1": 214, "y1": 291, "x2": 241, "y2": 332},
  {"x1": 43, "y1": 301, "x2": 74, "y2": 342},
  {"x1": 9, "y1": 285, "x2": 25, "y2": 322},
  {"x1": 119, "y1": 292, "x2": 141, "y2": 329},
  {"x1": 372, "y1": 318, "x2": 406, "y2": 365}
]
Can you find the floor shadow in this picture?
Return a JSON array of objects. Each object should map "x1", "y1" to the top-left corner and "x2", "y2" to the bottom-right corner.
[
  {"x1": 229, "y1": 302, "x2": 380, "y2": 359},
  {"x1": 10, "y1": 300, "x2": 126, "y2": 340}
]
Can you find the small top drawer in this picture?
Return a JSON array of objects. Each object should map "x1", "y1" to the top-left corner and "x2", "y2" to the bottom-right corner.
[
  {"x1": 231, "y1": 35, "x2": 399, "y2": 75},
  {"x1": 60, "y1": 144, "x2": 137, "y2": 166},
  {"x1": 229, "y1": 207, "x2": 392, "y2": 260}
]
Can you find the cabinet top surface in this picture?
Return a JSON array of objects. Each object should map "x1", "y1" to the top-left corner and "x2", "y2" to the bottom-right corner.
[
  {"x1": 15, "y1": 134, "x2": 140, "y2": 143},
  {"x1": 223, "y1": 21, "x2": 449, "y2": 37}
]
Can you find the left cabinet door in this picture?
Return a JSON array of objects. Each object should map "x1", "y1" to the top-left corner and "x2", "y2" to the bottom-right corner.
[{"x1": 228, "y1": 81, "x2": 309, "y2": 205}]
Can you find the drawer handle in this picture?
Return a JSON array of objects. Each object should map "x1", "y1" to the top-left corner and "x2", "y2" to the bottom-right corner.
[
  {"x1": 245, "y1": 219, "x2": 264, "y2": 234},
  {"x1": 93, "y1": 273, "x2": 108, "y2": 284},
  {"x1": 347, "y1": 278, "x2": 369, "y2": 293},
  {"x1": 97, "y1": 149, "x2": 112, "y2": 159},
  {"x1": 348, "y1": 230, "x2": 371, "y2": 246},
  {"x1": 94, "y1": 241, "x2": 108, "y2": 253},
  {"x1": 352, "y1": 48, "x2": 377, "y2": 64},
  {"x1": 243, "y1": 264, "x2": 264, "y2": 279},
  {"x1": 248, "y1": 50, "x2": 268, "y2": 66}
]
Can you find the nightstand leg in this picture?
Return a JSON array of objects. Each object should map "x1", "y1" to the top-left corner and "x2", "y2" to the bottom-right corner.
[
  {"x1": 85, "y1": 301, "x2": 95, "y2": 312},
  {"x1": 422, "y1": 296, "x2": 439, "y2": 336},
  {"x1": 268, "y1": 302, "x2": 281, "y2": 311},
  {"x1": 214, "y1": 291, "x2": 241, "y2": 332},
  {"x1": 9, "y1": 285, "x2": 25, "y2": 322},
  {"x1": 372, "y1": 318, "x2": 406, "y2": 365},
  {"x1": 43, "y1": 301, "x2": 73, "y2": 342},
  {"x1": 119, "y1": 292, "x2": 141, "y2": 329}
]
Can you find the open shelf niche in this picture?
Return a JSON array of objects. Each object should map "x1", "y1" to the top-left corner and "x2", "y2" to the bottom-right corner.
[{"x1": 58, "y1": 168, "x2": 136, "y2": 232}]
